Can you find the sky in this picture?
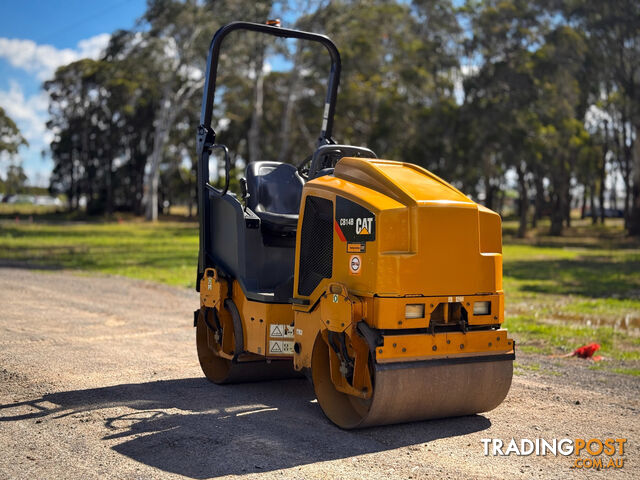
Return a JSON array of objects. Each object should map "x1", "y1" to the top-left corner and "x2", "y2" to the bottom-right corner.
[{"x1": 0, "y1": 0, "x2": 148, "y2": 186}]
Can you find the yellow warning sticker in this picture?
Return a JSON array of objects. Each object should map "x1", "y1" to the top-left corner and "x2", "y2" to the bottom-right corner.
[
  {"x1": 269, "y1": 324, "x2": 294, "y2": 339},
  {"x1": 269, "y1": 340, "x2": 295, "y2": 355}
]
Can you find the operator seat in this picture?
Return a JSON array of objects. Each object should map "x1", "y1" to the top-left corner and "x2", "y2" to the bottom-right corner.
[{"x1": 245, "y1": 161, "x2": 304, "y2": 234}]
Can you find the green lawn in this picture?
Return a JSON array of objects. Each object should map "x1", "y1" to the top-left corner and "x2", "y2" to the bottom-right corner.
[
  {"x1": 501, "y1": 219, "x2": 640, "y2": 373},
  {"x1": 0, "y1": 221, "x2": 198, "y2": 287},
  {"x1": 0, "y1": 215, "x2": 638, "y2": 374}
]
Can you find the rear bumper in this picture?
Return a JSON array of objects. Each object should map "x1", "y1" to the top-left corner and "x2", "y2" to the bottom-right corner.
[{"x1": 375, "y1": 328, "x2": 514, "y2": 364}]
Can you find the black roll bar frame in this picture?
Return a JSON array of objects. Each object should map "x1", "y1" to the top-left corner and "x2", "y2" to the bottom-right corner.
[{"x1": 196, "y1": 21, "x2": 342, "y2": 275}]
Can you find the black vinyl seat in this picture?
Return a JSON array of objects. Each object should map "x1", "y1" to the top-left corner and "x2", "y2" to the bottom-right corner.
[{"x1": 245, "y1": 161, "x2": 304, "y2": 234}]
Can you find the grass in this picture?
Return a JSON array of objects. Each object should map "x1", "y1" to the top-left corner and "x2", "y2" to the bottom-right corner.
[
  {"x1": 0, "y1": 221, "x2": 198, "y2": 287},
  {"x1": 588, "y1": 364, "x2": 640, "y2": 377},
  {"x1": 0, "y1": 203, "x2": 64, "y2": 216},
  {"x1": 0, "y1": 214, "x2": 638, "y2": 374},
  {"x1": 504, "y1": 314, "x2": 639, "y2": 361},
  {"x1": 501, "y1": 218, "x2": 640, "y2": 376}
]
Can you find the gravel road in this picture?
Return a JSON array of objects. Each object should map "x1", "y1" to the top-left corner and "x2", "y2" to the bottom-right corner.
[{"x1": 0, "y1": 267, "x2": 637, "y2": 479}]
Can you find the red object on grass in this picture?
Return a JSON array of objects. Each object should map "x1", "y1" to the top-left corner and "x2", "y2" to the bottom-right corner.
[{"x1": 572, "y1": 342, "x2": 600, "y2": 359}]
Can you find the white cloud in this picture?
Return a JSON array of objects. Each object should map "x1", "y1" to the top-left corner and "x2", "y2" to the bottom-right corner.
[
  {"x1": 0, "y1": 33, "x2": 111, "y2": 81},
  {"x1": 0, "y1": 81, "x2": 51, "y2": 146},
  {"x1": 77, "y1": 33, "x2": 111, "y2": 60},
  {"x1": 0, "y1": 33, "x2": 111, "y2": 184},
  {"x1": 0, "y1": 81, "x2": 52, "y2": 184}
]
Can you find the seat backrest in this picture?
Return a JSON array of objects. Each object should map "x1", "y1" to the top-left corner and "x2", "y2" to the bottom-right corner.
[{"x1": 245, "y1": 161, "x2": 304, "y2": 215}]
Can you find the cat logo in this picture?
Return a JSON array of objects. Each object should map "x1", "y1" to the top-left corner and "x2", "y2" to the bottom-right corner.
[{"x1": 356, "y1": 217, "x2": 373, "y2": 235}]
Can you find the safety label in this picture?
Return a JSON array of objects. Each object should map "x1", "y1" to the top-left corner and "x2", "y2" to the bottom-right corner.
[
  {"x1": 347, "y1": 242, "x2": 366, "y2": 253},
  {"x1": 349, "y1": 255, "x2": 361, "y2": 275},
  {"x1": 269, "y1": 340, "x2": 295, "y2": 355},
  {"x1": 269, "y1": 323, "x2": 294, "y2": 339}
]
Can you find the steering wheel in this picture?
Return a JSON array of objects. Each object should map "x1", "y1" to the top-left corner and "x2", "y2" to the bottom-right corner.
[
  {"x1": 297, "y1": 154, "x2": 313, "y2": 180},
  {"x1": 307, "y1": 145, "x2": 377, "y2": 179}
]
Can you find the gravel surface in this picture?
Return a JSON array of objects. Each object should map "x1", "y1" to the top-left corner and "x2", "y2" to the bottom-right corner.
[{"x1": 0, "y1": 267, "x2": 637, "y2": 479}]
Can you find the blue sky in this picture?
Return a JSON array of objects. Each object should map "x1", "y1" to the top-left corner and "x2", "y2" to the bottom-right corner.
[
  {"x1": 0, "y1": 1, "x2": 472, "y2": 187},
  {"x1": 0, "y1": 0, "x2": 147, "y2": 185}
]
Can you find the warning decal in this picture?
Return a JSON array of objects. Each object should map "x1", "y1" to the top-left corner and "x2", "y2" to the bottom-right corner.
[
  {"x1": 349, "y1": 255, "x2": 361, "y2": 275},
  {"x1": 269, "y1": 340, "x2": 295, "y2": 355},
  {"x1": 347, "y1": 242, "x2": 366, "y2": 253},
  {"x1": 269, "y1": 324, "x2": 294, "y2": 339},
  {"x1": 335, "y1": 196, "x2": 375, "y2": 243}
]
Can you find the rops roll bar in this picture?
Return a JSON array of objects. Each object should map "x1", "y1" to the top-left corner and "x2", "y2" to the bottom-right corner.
[{"x1": 196, "y1": 21, "x2": 341, "y2": 273}]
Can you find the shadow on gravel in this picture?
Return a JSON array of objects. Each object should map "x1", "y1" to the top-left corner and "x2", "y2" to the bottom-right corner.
[
  {"x1": 0, "y1": 260, "x2": 64, "y2": 270},
  {"x1": 0, "y1": 377, "x2": 491, "y2": 478}
]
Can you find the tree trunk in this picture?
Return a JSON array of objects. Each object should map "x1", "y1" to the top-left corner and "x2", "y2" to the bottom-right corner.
[
  {"x1": 517, "y1": 164, "x2": 528, "y2": 238},
  {"x1": 248, "y1": 50, "x2": 265, "y2": 164},
  {"x1": 550, "y1": 164, "x2": 569, "y2": 236},
  {"x1": 617, "y1": 99, "x2": 632, "y2": 229},
  {"x1": 484, "y1": 176, "x2": 496, "y2": 211},
  {"x1": 145, "y1": 91, "x2": 178, "y2": 221},
  {"x1": 532, "y1": 173, "x2": 544, "y2": 228},
  {"x1": 628, "y1": 124, "x2": 640, "y2": 236},
  {"x1": 81, "y1": 115, "x2": 91, "y2": 211},
  {"x1": 599, "y1": 121, "x2": 608, "y2": 224},
  {"x1": 106, "y1": 156, "x2": 113, "y2": 215},
  {"x1": 68, "y1": 152, "x2": 76, "y2": 212},
  {"x1": 624, "y1": 174, "x2": 631, "y2": 228},
  {"x1": 277, "y1": 43, "x2": 303, "y2": 163},
  {"x1": 550, "y1": 191, "x2": 564, "y2": 236},
  {"x1": 145, "y1": 129, "x2": 164, "y2": 221},
  {"x1": 589, "y1": 182, "x2": 597, "y2": 225},
  {"x1": 621, "y1": 114, "x2": 633, "y2": 229},
  {"x1": 188, "y1": 162, "x2": 194, "y2": 219},
  {"x1": 496, "y1": 189, "x2": 505, "y2": 217}
]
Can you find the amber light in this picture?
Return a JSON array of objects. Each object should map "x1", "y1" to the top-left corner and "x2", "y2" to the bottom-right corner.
[
  {"x1": 473, "y1": 301, "x2": 491, "y2": 316},
  {"x1": 405, "y1": 304, "x2": 425, "y2": 319}
]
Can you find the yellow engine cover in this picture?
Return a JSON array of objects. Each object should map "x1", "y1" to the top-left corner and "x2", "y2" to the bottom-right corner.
[{"x1": 292, "y1": 157, "x2": 503, "y2": 309}]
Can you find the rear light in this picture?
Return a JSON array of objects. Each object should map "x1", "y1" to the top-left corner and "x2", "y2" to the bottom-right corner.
[
  {"x1": 405, "y1": 304, "x2": 425, "y2": 319},
  {"x1": 473, "y1": 301, "x2": 491, "y2": 316}
]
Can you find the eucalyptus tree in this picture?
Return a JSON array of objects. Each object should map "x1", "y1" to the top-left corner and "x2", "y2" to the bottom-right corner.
[
  {"x1": 0, "y1": 107, "x2": 27, "y2": 157},
  {"x1": 0, "y1": 107, "x2": 27, "y2": 194},
  {"x1": 462, "y1": 0, "x2": 547, "y2": 235},
  {"x1": 561, "y1": 0, "x2": 640, "y2": 234}
]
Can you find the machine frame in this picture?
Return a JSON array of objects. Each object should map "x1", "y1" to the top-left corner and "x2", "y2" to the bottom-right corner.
[{"x1": 193, "y1": 20, "x2": 514, "y2": 429}]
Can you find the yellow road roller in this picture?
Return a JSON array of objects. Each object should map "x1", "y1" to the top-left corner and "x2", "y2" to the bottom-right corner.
[{"x1": 194, "y1": 21, "x2": 514, "y2": 429}]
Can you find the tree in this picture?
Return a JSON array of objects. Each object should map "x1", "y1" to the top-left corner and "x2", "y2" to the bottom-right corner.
[
  {"x1": 293, "y1": 0, "x2": 462, "y2": 173},
  {"x1": 0, "y1": 107, "x2": 28, "y2": 195},
  {"x1": 0, "y1": 107, "x2": 27, "y2": 157},
  {"x1": 462, "y1": 0, "x2": 547, "y2": 235},
  {"x1": 41, "y1": 0, "x2": 634, "y2": 236},
  {"x1": 533, "y1": 25, "x2": 595, "y2": 235},
  {"x1": 563, "y1": 0, "x2": 640, "y2": 234},
  {"x1": 3, "y1": 164, "x2": 27, "y2": 196}
]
